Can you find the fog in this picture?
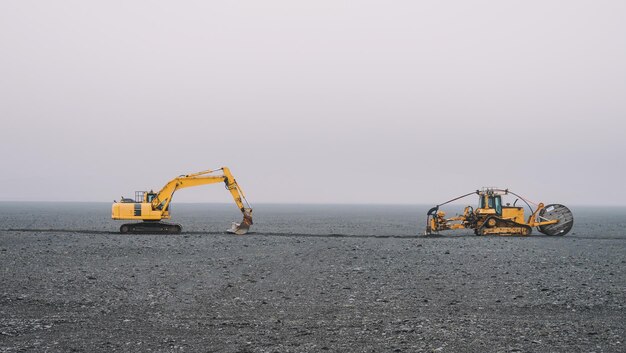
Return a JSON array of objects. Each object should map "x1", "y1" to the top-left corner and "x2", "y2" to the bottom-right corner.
[{"x1": 1, "y1": 1, "x2": 625, "y2": 205}]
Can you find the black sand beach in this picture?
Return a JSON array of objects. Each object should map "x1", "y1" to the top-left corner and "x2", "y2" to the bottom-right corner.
[{"x1": 1, "y1": 204, "x2": 625, "y2": 352}]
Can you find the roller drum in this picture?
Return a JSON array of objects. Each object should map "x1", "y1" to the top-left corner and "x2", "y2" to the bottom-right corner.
[{"x1": 538, "y1": 204, "x2": 574, "y2": 236}]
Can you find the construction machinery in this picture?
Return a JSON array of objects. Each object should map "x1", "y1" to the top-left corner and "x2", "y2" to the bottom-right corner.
[
  {"x1": 112, "y1": 167, "x2": 252, "y2": 235},
  {"x1": 425, "y1": 188, "x2": 573, "y2": 236}
]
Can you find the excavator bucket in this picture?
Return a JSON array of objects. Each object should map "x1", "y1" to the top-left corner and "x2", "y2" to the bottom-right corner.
[{"x1": 227, "y1": 208, "x2": 253, "y2": 235}]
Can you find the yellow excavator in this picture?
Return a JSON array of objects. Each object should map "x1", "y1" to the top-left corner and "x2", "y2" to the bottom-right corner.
[
  {"x1": 425, "y1": 188, "x2": 573, "y2": 236},
  {"x1": 112, "y1": 167, "x2": 252, "y2": 235}
]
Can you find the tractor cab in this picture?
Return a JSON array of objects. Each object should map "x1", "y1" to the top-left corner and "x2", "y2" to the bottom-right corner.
[
  {"x1": 477, "y1": 189, "x2": 526, "y2": 224},
  {"x1": 476, "y1": 190, "x2": 502, "y2": 216},
  {"x1": 479, "y1": 193, "x2": 502, "y2": 215}
]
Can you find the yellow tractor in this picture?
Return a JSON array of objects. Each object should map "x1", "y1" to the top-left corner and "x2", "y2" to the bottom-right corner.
[
  {"x1": 112, "y1": 167, "x2": 252, "y2": 234},
  {"x1": 425, "y1": 188, "x2": 573, "y2": 236}
]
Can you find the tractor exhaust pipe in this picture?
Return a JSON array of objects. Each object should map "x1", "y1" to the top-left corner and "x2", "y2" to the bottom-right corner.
[{"x1": 227, "y1": 208, "x2": 253, "y2": 235}]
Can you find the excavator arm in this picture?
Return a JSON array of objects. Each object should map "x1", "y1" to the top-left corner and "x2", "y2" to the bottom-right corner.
[{"x1": 152, "y1": 167, "x2": 253, "y2": 234}]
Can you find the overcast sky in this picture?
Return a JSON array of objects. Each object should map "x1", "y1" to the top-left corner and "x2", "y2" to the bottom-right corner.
[{"x1": 1, "y1": 1, "x2": 625, "y2": 205}]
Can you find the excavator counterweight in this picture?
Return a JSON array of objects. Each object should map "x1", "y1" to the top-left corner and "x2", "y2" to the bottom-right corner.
[{"x1": 112, "y1": 167, "x2": 253, "y2": 234}]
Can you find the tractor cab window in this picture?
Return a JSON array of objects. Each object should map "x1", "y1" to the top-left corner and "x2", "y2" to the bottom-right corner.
[
  {"x1": 493, "y1": 195, "x2": 502, "y2": 215},
  {"x1": 482, "y1": 195, "x2": 503, "y2": 215},
  {"x1": 147, "y1": 193, "x2": 156, "y2": 203},
  {"x1": 480, "y1": 195, "x2": 490, "y2": 209}
]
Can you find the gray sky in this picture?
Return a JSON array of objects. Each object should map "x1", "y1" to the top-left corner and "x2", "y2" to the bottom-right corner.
[{"x1": 1, "y1": 1, "x2": 625, "y2": 205}]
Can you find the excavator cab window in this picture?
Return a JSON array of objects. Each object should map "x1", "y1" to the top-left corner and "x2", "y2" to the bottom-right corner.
[{"x1": 147, "y1": 193, "x2": 156, "y2": 203}]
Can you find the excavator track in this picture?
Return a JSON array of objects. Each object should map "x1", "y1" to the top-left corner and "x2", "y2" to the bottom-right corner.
[
  {"x1": 477, "y1": 216, "x2": 532, "y2": 236},
  {"x1": 120, "y1": 222, "x2": 182, "y2": 234}
]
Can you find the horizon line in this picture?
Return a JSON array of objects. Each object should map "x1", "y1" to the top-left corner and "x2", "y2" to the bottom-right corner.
[{"x1": 0, "y1": 200, "x2": 624, "y2": 207}]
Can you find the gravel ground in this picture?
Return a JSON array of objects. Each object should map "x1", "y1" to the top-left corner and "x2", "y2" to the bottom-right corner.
[{"x1": 1, "y1": 229, "x2": 625, "y2": 353}]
